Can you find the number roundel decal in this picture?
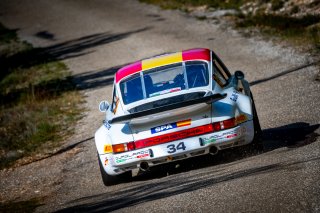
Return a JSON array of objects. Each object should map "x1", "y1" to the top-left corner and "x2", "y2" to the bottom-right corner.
[{"x1": 167, "y1": 142, "x2": 186, "y2": 153}]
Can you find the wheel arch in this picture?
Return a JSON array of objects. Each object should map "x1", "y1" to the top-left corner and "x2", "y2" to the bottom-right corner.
[{"x1": 95, "y1": 125, "x2": 111, "y2": 155}]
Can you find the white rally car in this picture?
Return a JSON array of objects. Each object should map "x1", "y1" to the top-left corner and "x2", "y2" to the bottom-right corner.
[{"x1": 95, "y1": 48, "x2": 262, "y2": 185}]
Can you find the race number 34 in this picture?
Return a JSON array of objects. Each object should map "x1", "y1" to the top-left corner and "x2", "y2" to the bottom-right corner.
[{"x1": 167, "y1": 142, "x2": 186, "y2": 153}]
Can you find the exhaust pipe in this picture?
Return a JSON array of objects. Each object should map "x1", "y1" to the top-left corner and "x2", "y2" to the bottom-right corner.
[
  {"x1": 139, "y1": 162, "x2": 150, "y2": 171},
  {"x1": 209, "y1": 146, "x2": 218, "y2": 155}
]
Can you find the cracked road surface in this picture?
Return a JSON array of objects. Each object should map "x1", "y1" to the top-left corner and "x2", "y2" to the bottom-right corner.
[{"x1": 0, "y1": 0, "x2": 319, "y2": 212}]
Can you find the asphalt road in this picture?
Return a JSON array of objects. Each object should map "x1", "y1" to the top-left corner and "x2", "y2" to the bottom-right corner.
[{"x1": 0, "y1": 0, "x2": 319, "y2": 212}]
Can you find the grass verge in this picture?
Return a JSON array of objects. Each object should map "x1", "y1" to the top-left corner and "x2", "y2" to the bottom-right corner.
[{"x1": 0, "y1": 23, "x2": 84, "y2": 169}]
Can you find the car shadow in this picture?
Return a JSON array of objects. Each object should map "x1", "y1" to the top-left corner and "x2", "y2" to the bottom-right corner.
[{"x1": 56, "y1": 122, "x2": 319, "y2": 212}]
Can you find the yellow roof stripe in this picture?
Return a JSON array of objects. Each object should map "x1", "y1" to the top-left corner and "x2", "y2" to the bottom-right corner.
[{"x1": 142, "y1": 52, "x2": 183, "y2": 70}]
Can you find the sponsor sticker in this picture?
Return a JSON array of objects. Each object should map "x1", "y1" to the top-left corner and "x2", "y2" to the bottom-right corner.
[
  {"x1": 151, "y1": 119, "x2": 191, "y2": 134},
  {"x1": 115, "y1": 150, "x2": 150, "y2": 164},
  {"x1": 103, "y1": 120, "x2": 111, "y2": 130},
  {"x1": 104, "y1": 158, "x2": 109, "y2": 166},
  {"x1": 150, "y1": 87, "x2": 181, "y2": 98},
  {"x1": 226, "y1": 133, "x2": 237, "y2": 139},
  {"x1": 201, "y1": 129, "x2": 238, "y2": 145},
  {"x1": 230, "y1": 90, "x2": 239, "y2": 102}
]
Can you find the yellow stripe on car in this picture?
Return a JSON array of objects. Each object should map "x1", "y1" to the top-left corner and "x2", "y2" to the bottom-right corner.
[{"x1": 142, "y1": 52, "x2": 183, "y2": 70}]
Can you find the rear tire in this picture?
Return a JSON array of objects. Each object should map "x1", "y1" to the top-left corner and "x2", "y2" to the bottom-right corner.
[{"x1": 98, "y1": 154, "x2": 131, "y2": 186}]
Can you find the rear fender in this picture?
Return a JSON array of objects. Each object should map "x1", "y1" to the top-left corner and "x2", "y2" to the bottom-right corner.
[
  {"x1": 212, "y1": 89, "x2": 253, "y2": 122},
  {"x1": 236, "y1": 92, "x2": 253, "y2": 118},
  {"x1": 95, "y1": 126, "x2": 111, "y2": 155},
  {"x1": 94, "y1": 123, "x2": 134, "y2": 155}
]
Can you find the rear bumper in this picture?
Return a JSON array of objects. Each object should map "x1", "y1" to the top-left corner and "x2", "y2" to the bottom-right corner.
[{"x1": 99, "y1": 120, "x2": 254, "y2": 175}]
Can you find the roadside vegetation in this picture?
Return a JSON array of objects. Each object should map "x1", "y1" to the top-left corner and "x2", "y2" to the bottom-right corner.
[
  {"x1": 140, "y1": 0, "x2": 320, "y2": 54},
  {"x1": 236, "y1": 13, "x2": 320, "y2": 54},
  {"x1": 0, "y1": 23, "x2": 83, "y2": 169},
  {"x1": 0, "y1": 198, "x2": 43, "y2": 213},
  {"x1": 140, "y1": 0, "x2": 246, "y2": 10}
]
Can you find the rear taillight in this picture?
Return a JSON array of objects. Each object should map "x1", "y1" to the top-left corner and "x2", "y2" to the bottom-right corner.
[
  {"x1": 212, "y1": 118, "x2": 236, "y2": 131},
  {"x1": 111, "y1": 142, "x2": 136, "y2": 153},
  {"x1": 127, "y1": 142, "x2": 136, "y2": 151},
  {"x1": 223, "y1": 117, "x2": 236, "y2": 129},
  {"x1": 236, "y1": 114, "x2": 247, "y2": 124},
  {"x1": 212, "y1": 122, "x2": 221, "y2": 131},
  {"x1": 112, "y1": 144, "x2": 126, "y2": 153}
]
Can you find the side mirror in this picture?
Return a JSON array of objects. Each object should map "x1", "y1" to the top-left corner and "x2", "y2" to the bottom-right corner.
[
  {"x1": 235, "y1": 70, "x2": 245, "y2": 80},
  {"x1": 99, "y1": 101, "x2": 110, "y2": 112}
]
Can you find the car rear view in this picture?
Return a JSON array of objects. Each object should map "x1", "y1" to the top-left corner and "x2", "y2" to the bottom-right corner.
[{"x1": 95, "y1": 48, "x2": 261, "y2": 185}]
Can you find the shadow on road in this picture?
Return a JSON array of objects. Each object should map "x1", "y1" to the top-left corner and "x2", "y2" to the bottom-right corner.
[
  {"x1": 35, "y1": 31, "x2": 56, "y2": 41},
  {"x1": 250, "y1": 61, "x2": 319, "y2": 86},
  {"x1": 57, "y1": 158, "x2": 320, "y2": 213},
  {"x1": 44, "y1": 27, "x2": 151, "y2": 61},
  {"x1": 56, "y1": 122, "x2": 319, "y2": 213},
  {"x1": 0, "y1": 26, "x2": 152, "y2": 106},
  {"x1": 72, "y1": 65, "x2": 122, "y2": 90},
  {"x1": 0, "y1": 26, "x2": 151, "y2": 86},
  {"x1": 17, "y1": 137, "x2": 94, "y2": 167}
]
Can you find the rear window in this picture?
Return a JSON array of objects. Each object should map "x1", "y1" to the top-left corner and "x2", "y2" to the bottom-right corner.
[
  {"x1": 120, "y1": 61, "x2": 209, "y2": 105},
  {"x1": 144, "y1": 63, "x2": 185, "y2": 98}
]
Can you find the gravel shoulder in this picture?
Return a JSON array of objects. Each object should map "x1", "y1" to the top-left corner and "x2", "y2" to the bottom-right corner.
[{"x1": 0, "y1": 0, "x2": 319, "y2": 212}]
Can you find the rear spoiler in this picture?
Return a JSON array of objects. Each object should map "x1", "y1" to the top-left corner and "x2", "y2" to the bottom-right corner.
[{"x1": 109, "y1": 93, "x2": 226, "y2": 124}]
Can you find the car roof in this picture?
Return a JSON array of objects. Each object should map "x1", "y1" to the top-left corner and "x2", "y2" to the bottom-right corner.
[{"x1": 115, "y1": 48, "x2": 211, "y2": 83}]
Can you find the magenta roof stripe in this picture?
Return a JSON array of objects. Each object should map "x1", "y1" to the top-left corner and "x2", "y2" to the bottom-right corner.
[
  {"x1": 115, "y1": 61, "x2": 142, "y2": 83},
  {"x1": 182, "y1": 48, "x2": 210, "y2": 61}
]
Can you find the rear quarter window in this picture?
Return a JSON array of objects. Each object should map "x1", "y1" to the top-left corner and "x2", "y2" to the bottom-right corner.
[
  {"x1": 212, "y1": 60, "x2": 228, "y2": 87},
  {"x1": 185, "y1": 61, "x2": 209, "y2": 88},
  {"x1": 120, "y1": 73, "x2": 143, "y2": 105}
]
